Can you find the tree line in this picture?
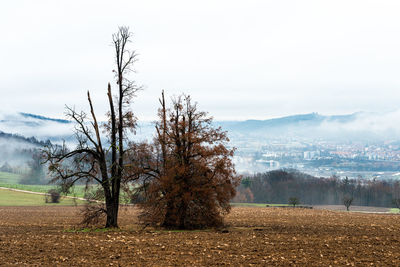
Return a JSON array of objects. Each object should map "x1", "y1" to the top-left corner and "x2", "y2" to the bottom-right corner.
[{"x1": 234, "y1": 169, "x2": 400, "y2": 208}]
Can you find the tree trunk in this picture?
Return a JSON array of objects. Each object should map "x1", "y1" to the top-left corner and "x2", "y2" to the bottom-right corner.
[
  {"x1": 178, "y1": 204, "x2": 187, "y2": 229},
  {"x1": 105, "y1": 199, "x2": 119, "y2": 228},
  {"x1": 162, "y1": 199, "x2": 178, "y2": 228},
  {"x1": 161, "y1": 199, "x2": 188, "y2": 229}
]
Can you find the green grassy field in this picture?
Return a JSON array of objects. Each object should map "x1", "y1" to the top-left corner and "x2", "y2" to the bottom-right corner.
[
  {"x1": 0, "y1": 171, "x2": 86, "y2": 197},
  {"x1": 390, "y1": 208, "x2": 400, "y2": 213},
  {"x1": 0, "y1": 175, "x2": 133, "y2": 204},
  {"x1": 0, "y1": 183, "x2": 87, "y2": 198},
  {"x1": 0, "y1": 171, "x2": 22, "y2": 184},
  {"x1": 0, "y1": 188, "x2": 85, "y2": 206}
]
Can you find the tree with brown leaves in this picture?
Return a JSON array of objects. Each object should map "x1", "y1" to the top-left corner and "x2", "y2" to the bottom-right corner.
[
  {"x1": 43, "y1": 27, "x2": 140, "y2": 228},
  {"x1": 128, "y1": 91, "x2": 240, "y2": 229}
]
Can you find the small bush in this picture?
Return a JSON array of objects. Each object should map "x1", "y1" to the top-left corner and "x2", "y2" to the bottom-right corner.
[
  {"x1": 45, "y1": 189, "x2": 60, "y2": 203},
  {"x1": 80, "y1": 203, "x2": 106, "y2": 227},
  {"x1": 80, "y1": 188, "x2": 106, "y2": 226}
]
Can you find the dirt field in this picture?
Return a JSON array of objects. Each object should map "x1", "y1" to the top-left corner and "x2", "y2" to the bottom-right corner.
[{"x1": 1, "y1": 206, "x2": 400, "y2": 266}]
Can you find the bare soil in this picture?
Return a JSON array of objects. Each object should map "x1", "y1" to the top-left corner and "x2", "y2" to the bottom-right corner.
[{"x1": 1, "y1": 206, "x2": 400, "y2": 266}]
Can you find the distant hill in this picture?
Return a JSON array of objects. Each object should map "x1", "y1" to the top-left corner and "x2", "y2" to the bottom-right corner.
[
  {"x1": 0, "y1": 111, "x2": 74, "y2": 143},
  {"x1": 0, "y1": 130, "x2": 47, "y2": 168},
  {"x1": 135, "y1": 112, "x2": 362, "y2": 141},
  {"x1": 0, "y1": 131, "x2": 50, "y2": 147},
  {"x1": 215, "y1": 112, "x2": 371, "y2": 141},
  {"x1": 224, "y1": 113, "x2": 325, "y2": 129},
  {"x1": 1, "y1": 110, "x2": 399, "y2": 143},
  {"x1": 218, "y1": 112, "x2": 359, "y2": 131}
]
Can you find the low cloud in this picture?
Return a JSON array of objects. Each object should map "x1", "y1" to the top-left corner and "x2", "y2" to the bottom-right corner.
[
  {"x1": 316, "y1": 111, "x2": 400, "y2": 141},
  {"x1": 0, "y1": 111, "x2": 74, "y2": 142}
]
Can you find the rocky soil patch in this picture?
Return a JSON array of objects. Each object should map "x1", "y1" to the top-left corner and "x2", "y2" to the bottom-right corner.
[{"x1": 0, "y1": 206, "x2": 399, "y2": 266}]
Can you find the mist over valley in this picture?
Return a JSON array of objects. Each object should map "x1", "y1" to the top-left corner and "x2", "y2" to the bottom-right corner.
[{"x1": 2, "y1": 110, "x2": 400, "y2": 181}]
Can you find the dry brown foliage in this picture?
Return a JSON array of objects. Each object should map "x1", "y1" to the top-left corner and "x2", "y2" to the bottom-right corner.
[{"x1": 127, "y1": 92, "x2": 240, "y2": 229}]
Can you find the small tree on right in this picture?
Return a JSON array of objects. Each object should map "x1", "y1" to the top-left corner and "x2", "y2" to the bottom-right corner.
[
  {"x1": 288, "y1": 197, "x2": 299, "y2": 207},
  {"x1": 133, "y1": 91, "x2": 240, "y2": 229},
  {"x1": 343, "y1": 196, "x2": 353, "y2": 211},
  {"x1": 393, "y1": 198, "x2": 400, "y2": 210},
  {"x1": 341, "y1": 176, "x2": 354, "y2": 211}
]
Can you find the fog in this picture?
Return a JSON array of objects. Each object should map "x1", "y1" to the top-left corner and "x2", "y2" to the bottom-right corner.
[
  {"x1": 2, "y1": 108, "x2": 400, "y2": 179},
  {"x1": 316, "y1": 111, "x2": 400, "y2": 141},
  {"x1": 0, "y1": 138, "x2": 38, "y2": 168},
  {"x1": 2, "y1": 109, "x2": 400, "y2": 155},
  {"x1": 221, "y1": 110, "x2": 400, "y2": 143},
  {"x1": 0, "y1": 111, "x2": 74, "y2": 141}
]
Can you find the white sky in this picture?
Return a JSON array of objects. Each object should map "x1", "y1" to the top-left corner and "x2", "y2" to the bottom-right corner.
[{"x1": 1, "y1": 0, "x2": 400, "y2": 121}]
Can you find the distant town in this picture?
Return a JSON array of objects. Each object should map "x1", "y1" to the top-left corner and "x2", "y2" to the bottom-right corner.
[{"x1": 232, "y1": 136, "x2": 400, "y2": 180}]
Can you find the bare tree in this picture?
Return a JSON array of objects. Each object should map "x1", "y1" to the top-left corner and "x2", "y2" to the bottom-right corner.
[
  {"x1": 393, "y1": 199, "x2": 400, "y2": 210},
  {"x1": 43, "y1": 27, "x2": 139, "y2": 228},
  {"x1": 343, "y1": 196, "x2": 353, "y2": 211},
  {"x1": 341, "y1": 176, "x2": 354, "y2": 211},
  {"x1": 288, "y1": 197, "x2": 299, "y2": 207}
]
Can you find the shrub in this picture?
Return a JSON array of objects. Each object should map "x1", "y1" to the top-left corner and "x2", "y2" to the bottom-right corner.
[{"x1": 45, "y1": 189, "x2": 60, "y2": 203}]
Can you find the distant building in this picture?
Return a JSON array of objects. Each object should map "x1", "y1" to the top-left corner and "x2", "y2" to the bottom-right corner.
[{"x1": 303, "y1": 151, "x2": 320, "y2": 160}]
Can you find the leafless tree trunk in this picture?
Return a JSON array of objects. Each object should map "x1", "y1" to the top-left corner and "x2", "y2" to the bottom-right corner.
[
  {"x1": 44, "y1": 27, "x2": 139, "y2": 228},
  {"x1": 343, "y1": 196, "x2": 353, "y2": 211}
]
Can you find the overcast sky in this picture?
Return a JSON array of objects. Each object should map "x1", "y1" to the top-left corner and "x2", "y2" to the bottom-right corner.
[{"x1": 1, "y1": 0, "x2": 400, "y2": 121}]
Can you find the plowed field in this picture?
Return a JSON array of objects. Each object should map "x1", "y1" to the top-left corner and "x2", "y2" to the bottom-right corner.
[{"x1": 1, "y1": 206, "x2": 399, "y2": 266}]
